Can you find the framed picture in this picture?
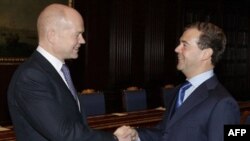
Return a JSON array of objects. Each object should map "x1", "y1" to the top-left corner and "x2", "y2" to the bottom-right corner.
[{"x1": 0, "y1": 0, "x2": 74, "y2": 65}]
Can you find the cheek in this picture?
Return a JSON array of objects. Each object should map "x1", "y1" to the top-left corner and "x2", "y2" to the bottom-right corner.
[
  {"x1": 186, "y1": 52, "x2": 202, "y2": 65},
  {"x1": 65, "y1": 37, "x2": 77, "y2": 47},
  {"x1": 71, "y1": 37, "x2": 79, "y2": 45},
  {"x1": 185, "y1": 49, "x2": 200, "y2": 57}
]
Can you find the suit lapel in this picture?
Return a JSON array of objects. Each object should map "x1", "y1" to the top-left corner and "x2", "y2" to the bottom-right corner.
[
  {"x1": 30, "y1": 51, "x2": 88, "y2": 125},
  {"x1": 167, "y1": 87, "x2": 180, "y2": 120},
  {"x1": 166, "y1": 76, "x2": 218, "y2": 129},
  {"x1": 32, "y1": 51, "x2": 76, "y2": 101}
]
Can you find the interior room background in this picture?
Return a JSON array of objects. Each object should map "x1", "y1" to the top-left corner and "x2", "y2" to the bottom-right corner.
[{"x1": 0, "y1": 0, "x2": 249, "y2": 125}]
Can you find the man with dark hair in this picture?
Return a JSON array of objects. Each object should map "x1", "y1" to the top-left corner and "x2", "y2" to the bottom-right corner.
[{"x1": 116, "y1": 22, "x2": 240, "y2": 141}]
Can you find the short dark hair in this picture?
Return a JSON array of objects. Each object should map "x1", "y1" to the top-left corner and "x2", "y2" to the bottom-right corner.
[{"x1": 185, "y1": 22, "x2": 226, "y2": 65}]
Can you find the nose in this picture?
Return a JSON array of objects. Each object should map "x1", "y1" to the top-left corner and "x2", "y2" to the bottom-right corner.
[
  {"x1": 79, "y1": 34, "x2": 86, "y2": 44},
  {"x1": 175, "y1": 44, "x2": 181, "y2": 53}
]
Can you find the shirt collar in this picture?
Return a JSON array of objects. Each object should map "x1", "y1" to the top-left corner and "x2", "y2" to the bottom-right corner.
[
  {"x1": 36, "y1": 46, "x2": 64, "y2": 72},
  {"x1": 187, "y1": 70, "x2": 214, "y2": 88}
]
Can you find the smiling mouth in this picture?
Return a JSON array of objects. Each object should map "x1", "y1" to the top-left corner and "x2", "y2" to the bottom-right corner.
[
  {"x1": 177, "y1": 56, "x2": 183, "y2": 61},
  {"x1": 73, "y1": 47, "x2": 79, "y2": 51}
]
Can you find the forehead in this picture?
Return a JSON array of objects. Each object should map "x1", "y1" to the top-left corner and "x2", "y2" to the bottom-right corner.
[
  {"x1": 181, "y1": 28, "x2": 201, "y2": 43},
  {"x1": 63, "y1": 16, "x2": 84, "y2": 32}
]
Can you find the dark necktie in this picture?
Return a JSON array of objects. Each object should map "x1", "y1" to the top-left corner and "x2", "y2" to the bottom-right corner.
[
  {"x1": 162, "y1": 82, "x2": 192, "y2": 141},
  {"x1": 61, "y1": 64, "x2": 80, "y2": 110},
  {"x1": 176, "y1": 81, "x2": 192, "y2": 109}
]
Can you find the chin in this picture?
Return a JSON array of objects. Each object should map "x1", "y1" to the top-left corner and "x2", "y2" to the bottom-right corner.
[
  {"x1": 176, "y1": 64, "x2": 182, "y2": 70},
  {"x1": 70, "y1": 55, "x2": 78, "y2": 59},
  {"x1": 73, "y1": 52, "x2": 79, "y2": 57}
]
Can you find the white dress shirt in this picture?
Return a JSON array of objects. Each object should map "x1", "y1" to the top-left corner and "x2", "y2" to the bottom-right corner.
[{"x1": 36, "y1": 46, "x2": 68, "y2": 86}]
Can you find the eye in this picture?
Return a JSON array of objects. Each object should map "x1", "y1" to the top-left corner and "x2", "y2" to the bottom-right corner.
[
  {"x1": 182, "y1": 41, "x2": 190, "y2": 48},
  {"x1": 74, "y1": 33, "x2": 82, "y2": 39}
]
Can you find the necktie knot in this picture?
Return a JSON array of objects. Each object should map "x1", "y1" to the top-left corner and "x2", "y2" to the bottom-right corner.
[{"x1": 176, "y1": 81, "x2": 192, "y2": 109}]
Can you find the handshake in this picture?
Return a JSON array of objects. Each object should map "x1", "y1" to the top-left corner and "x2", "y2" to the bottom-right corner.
[{"x1": 113, "y1": 126, "x2": 139, "y2": 141}]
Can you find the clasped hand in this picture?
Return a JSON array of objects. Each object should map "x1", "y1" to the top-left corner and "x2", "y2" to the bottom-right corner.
[{"x1": 114, "y1": 125, "x2": 138, "y2": 141}]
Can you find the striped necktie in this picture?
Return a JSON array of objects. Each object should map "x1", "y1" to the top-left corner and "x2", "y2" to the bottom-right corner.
[{"x1": 176, "y1": 81, "x2": 192, "y2": 109}]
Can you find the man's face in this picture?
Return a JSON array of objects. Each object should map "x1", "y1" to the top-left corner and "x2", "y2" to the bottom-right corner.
[
  {"x1": 53, "y1": 16, "x2": 85, "y2": 61},
  {"x1": 175, "y1": 28, "x2": 204, "y2": 77}
]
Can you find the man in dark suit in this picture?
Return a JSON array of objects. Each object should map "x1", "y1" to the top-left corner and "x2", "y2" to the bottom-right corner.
[
  {"x1": 7, "y1": 3, "x2": 130, "y2": 141},
  {"x1": 115, "y1": 22, "x2": 240, "y2": 141}
]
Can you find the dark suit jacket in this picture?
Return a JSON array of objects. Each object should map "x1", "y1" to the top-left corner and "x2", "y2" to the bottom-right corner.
[
  {"x1": 8, "y1": 51, "x2": 116, "y2": 141},
  {"x1": 137, "y1": 76, "x2": 240, "y2": 141}
]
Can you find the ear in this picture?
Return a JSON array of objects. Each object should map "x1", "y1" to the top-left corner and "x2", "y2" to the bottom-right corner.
[
  {"x1": 46, "y1": 29, "x2": 56, "y2": 44},
  {"x1": 201, "y1": 48, "x2": 213, "y2": 61}
]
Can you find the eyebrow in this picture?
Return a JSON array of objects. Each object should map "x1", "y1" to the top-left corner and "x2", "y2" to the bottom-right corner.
[{"x1": 180, "y1": 40, "x2": 190, "y2": 46}]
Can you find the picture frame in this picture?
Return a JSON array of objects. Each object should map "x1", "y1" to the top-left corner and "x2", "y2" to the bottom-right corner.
[{"x1": 0, "y1": 0, "x2": 74, "y2": 65}]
